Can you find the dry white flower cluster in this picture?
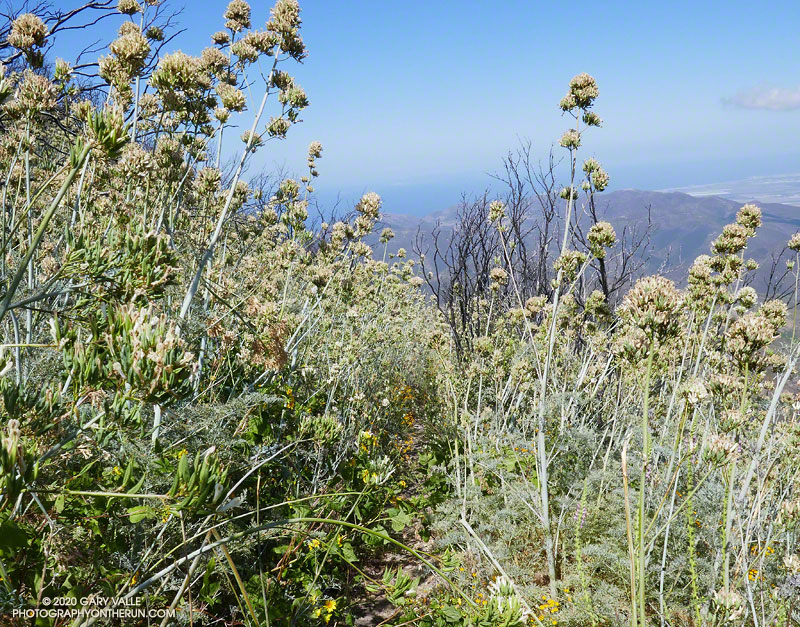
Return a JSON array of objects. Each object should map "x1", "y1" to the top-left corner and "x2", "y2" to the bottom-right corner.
[
  {"x1": 587, "y1": 221, "x2": 616, "y2": 258},
  {"x1": 725, "y1": 304, "x2": 785, "y2": 370},
  {"x1": 7, "y1": 13, "x2": 48, "y2": 52},
  {"x1": 559, "y1": 72, "x2": 599, "y2": 112},
  {"x1": 553, "y1": 250, "x2": 588, "y2": 282},
  {"x1": 619, "y1": 275, "x2": 683, "y2": 341},
  {"x1": 117, "y1": 0, "x2": 143, "y2": 15},
  {"x1": 583, "y1": 157, "x2": 610, "y2": 191},
  {"x1": 704, "y1": 432, "x2": 739, "y2": 464}
]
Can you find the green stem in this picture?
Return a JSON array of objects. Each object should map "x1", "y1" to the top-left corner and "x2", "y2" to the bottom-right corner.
[
  {"x1": 638, "y1": 344, "x2": 656, "y2": 627},
  {"x1": 686, "y1": 439, "x2": 701, "y2": 625},
  {"x1": 723, "y1": 365, "x2": 749, "y2": 593},
  {"x1": 0, "y1": 144, "x2": 91, "y2": 324},
  {"x1": 123, "y1": 517, "x2": 476, "y2": 608},
  {"x1": 792, "y1": 252, "x2": 799, "y2": 346},
  {"x1": 721, "y1": 461, "x2": 736, "y2": 594}
]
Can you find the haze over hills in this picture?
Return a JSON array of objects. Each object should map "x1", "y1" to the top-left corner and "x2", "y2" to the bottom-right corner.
[
  {"x1": 376, "y1": 189, "x2": 800, "y2": 288},
  {"x1": 664, "y1": 173, "x2": 800, "y2": 207}
]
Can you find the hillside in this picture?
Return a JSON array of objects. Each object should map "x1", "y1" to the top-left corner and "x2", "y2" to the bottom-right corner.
[{"x1": 377, "y1": 189, "x2": 800, "y2": 285}]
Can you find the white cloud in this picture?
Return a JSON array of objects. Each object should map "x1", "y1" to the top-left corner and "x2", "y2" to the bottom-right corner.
[{"x1": 725, "y1": 84, "x2": 800, "y2": 111}]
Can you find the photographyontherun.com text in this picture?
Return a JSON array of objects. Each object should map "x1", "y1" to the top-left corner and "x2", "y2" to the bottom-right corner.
[{"x1": 11, "y1": 596, "x2": 175, "y2": 621}]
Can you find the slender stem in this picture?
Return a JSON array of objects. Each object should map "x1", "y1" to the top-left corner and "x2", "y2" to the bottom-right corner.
[
  {"x1": 0, "y1": 144, "x2": 91, "y2": 325},
  {"x1": 638, "y1": 344, "x2": 656, "y2": 627},
  {"x1": 177, "y1": 57, "x2": 279, "y2": 325},
  {"x1": 534, "y1": 115, "x2": 580, "y2": 599},
  {"x1": 122, "y1": 517, "x2": 476, "y2": 608},
  {"x1": 24, "y1": 124, "x2": 32, "y2": 347},
  {"x1": 792, "y1": 252, "x2": 798, "y2": 346},
  {"x1": 622, "y1": 437, "x2": 638, "y2": 626},
  {"x1": 723, "y1": 364, "x2": 749, "y2": 593},
  {"x1": 211, "y1": 527, "x2": 259, "y2": 625}
]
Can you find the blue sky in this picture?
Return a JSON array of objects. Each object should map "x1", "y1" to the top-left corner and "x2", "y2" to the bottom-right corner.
[{"x1": 56, "y1": 0, "x2": 800, "y2": 214}]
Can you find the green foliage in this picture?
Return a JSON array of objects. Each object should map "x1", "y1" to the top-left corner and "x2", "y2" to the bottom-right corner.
[
  {"x1": 63, "y1": 226, "x2": 178, "y2": 306},
  {"x1": 55, "y1": 302, "x2": 195, "y2": 407}
]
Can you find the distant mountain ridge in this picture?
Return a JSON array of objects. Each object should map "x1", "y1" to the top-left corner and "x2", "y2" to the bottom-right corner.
[{"x1": 375, "y1": 189, "x2": 800, "y2": 287}]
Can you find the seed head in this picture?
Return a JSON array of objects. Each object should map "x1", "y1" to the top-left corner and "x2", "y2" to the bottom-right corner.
[
  {"x1": 560, "y1": 186, "x2": 578, "y2": 201},
  {"x1": 7, "y1": 13, "x2": 48, "y2": 51},
  {"x1": 231, "y1": 39, "x2": 259, "y2": 63},
  {"x1": 245, "y1": 30, "x2": 279, "y2": 54},
  {"x1": 559, "y1": 129, "x2": 581, "y2": 149},
  {"x1": 587, "y1": 221, "x2": 616, "y2": 258},
  {"x1": 12, "y1": 70, "x2": 57, "y2": 118},
  {"x1": 150, "y1": 51, "x2": 210, "y2": 112},
  {"x1": 214, "y1": 107, "x2": 231, "y2": 123},
  {"x1": 619, "y1": 275, "x2": 683, "y2": 341},
  {"x1": 559, "y1": 93, "x2": 577, "y2": 111},
  {"x1": 266, "y1": 116, "x2": 291, "y2": 138},
  {"x1": 554, "y1": 250, "x2": 588, "y2": 281},
  {"x1": 705, "y1": 433, "x2": 739, "y2": 465},
  {"x1": 117, "y1": 143, "x2": 153, "y2": 180},
  {"x1": 525, "y1": 296, "x2": 546, "y2": 315},
  {"x1": 356, "y1": 192, "x2": 381, "y2": 220},
  {"x1": 216, "y1": 82, "x2": 245, "y2": 111},
  {"x1": 591, "y1": 168, "x2": 609, "y2": 191},
  {"x1": 489, "y1": 267, "x2": 508, "y2": 289},
  {"x1": 681, "y1": 379, "x2": 710, "y2": 407},
  {"x1": 379, "y1": 228, "x2": 394, "y2": 244},
  {"x1": 712, "y1": 223, "x2": 750, "y2": 255},
  {"x1": 194, "y1": 167, "x2": 221, "y2": 196},
  {"x1": 117, "y1": 0, "x2": 142, "y2": 14},
  {"x1": 201, "y1": 47, "x2": 228, "y2": 75},
  {"x1": 585, "y1": 290, "x2": 610, "y2": 318},
  {"x1": 109, "y1": 26, "x2": 151, "y2": 78},
  {"x1": 241, "y1": 130, "x2": 264, "y2": 151},
  {"x1": 488, "y1": 200, "x2": 505, "y2": 224},
  {"x1": 145, "y1": 26, "x2": 164, "y2": 41},
  {"x1": 559, "y1": 72, "x2": 599, "y2": 111},
  {"x1": 712, "y1": 589, "x2": 744, "y2": 620},
  {"x1": 212, "y1": 30, "x2": 231, "y2": 45},
  {"x1": 308, "y1": 140, "x2": 323, "y2": 159},
  {"x1": 583, "y1": 157, "x2": 600, "y2": 173},
  {"x1": 726, "y1": 310, "x2": 779, "y2": 369},
  {"x1": 224, "y1": 0, "x2": 251, "y2": 32},
  {"x1": 759, "y1": 299, "x2": 787, "y2": 329},
  {"x1": 734, "y1": 286, "x2": 757, "y2": 309},
  {"x1": 735, "y1": 203, "x2": 762, "y2": 233},
  {"x1": 54, "y1": 58, "x2": 72, "y2": 82},
  {"x1": 582, "y1": 111, "x2": 602, "y2": 127},
  {"x1": 267, "y1": 0, "x2": 306, "y2": 60}
]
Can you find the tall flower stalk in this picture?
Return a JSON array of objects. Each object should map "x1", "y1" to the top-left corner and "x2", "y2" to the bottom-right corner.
[
  {"x1": 619, "y1": 275, "x2": 684, "y2": 625},
  {"x1": 532, "y1": 73, "x2": 601, "y2": 599}
]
